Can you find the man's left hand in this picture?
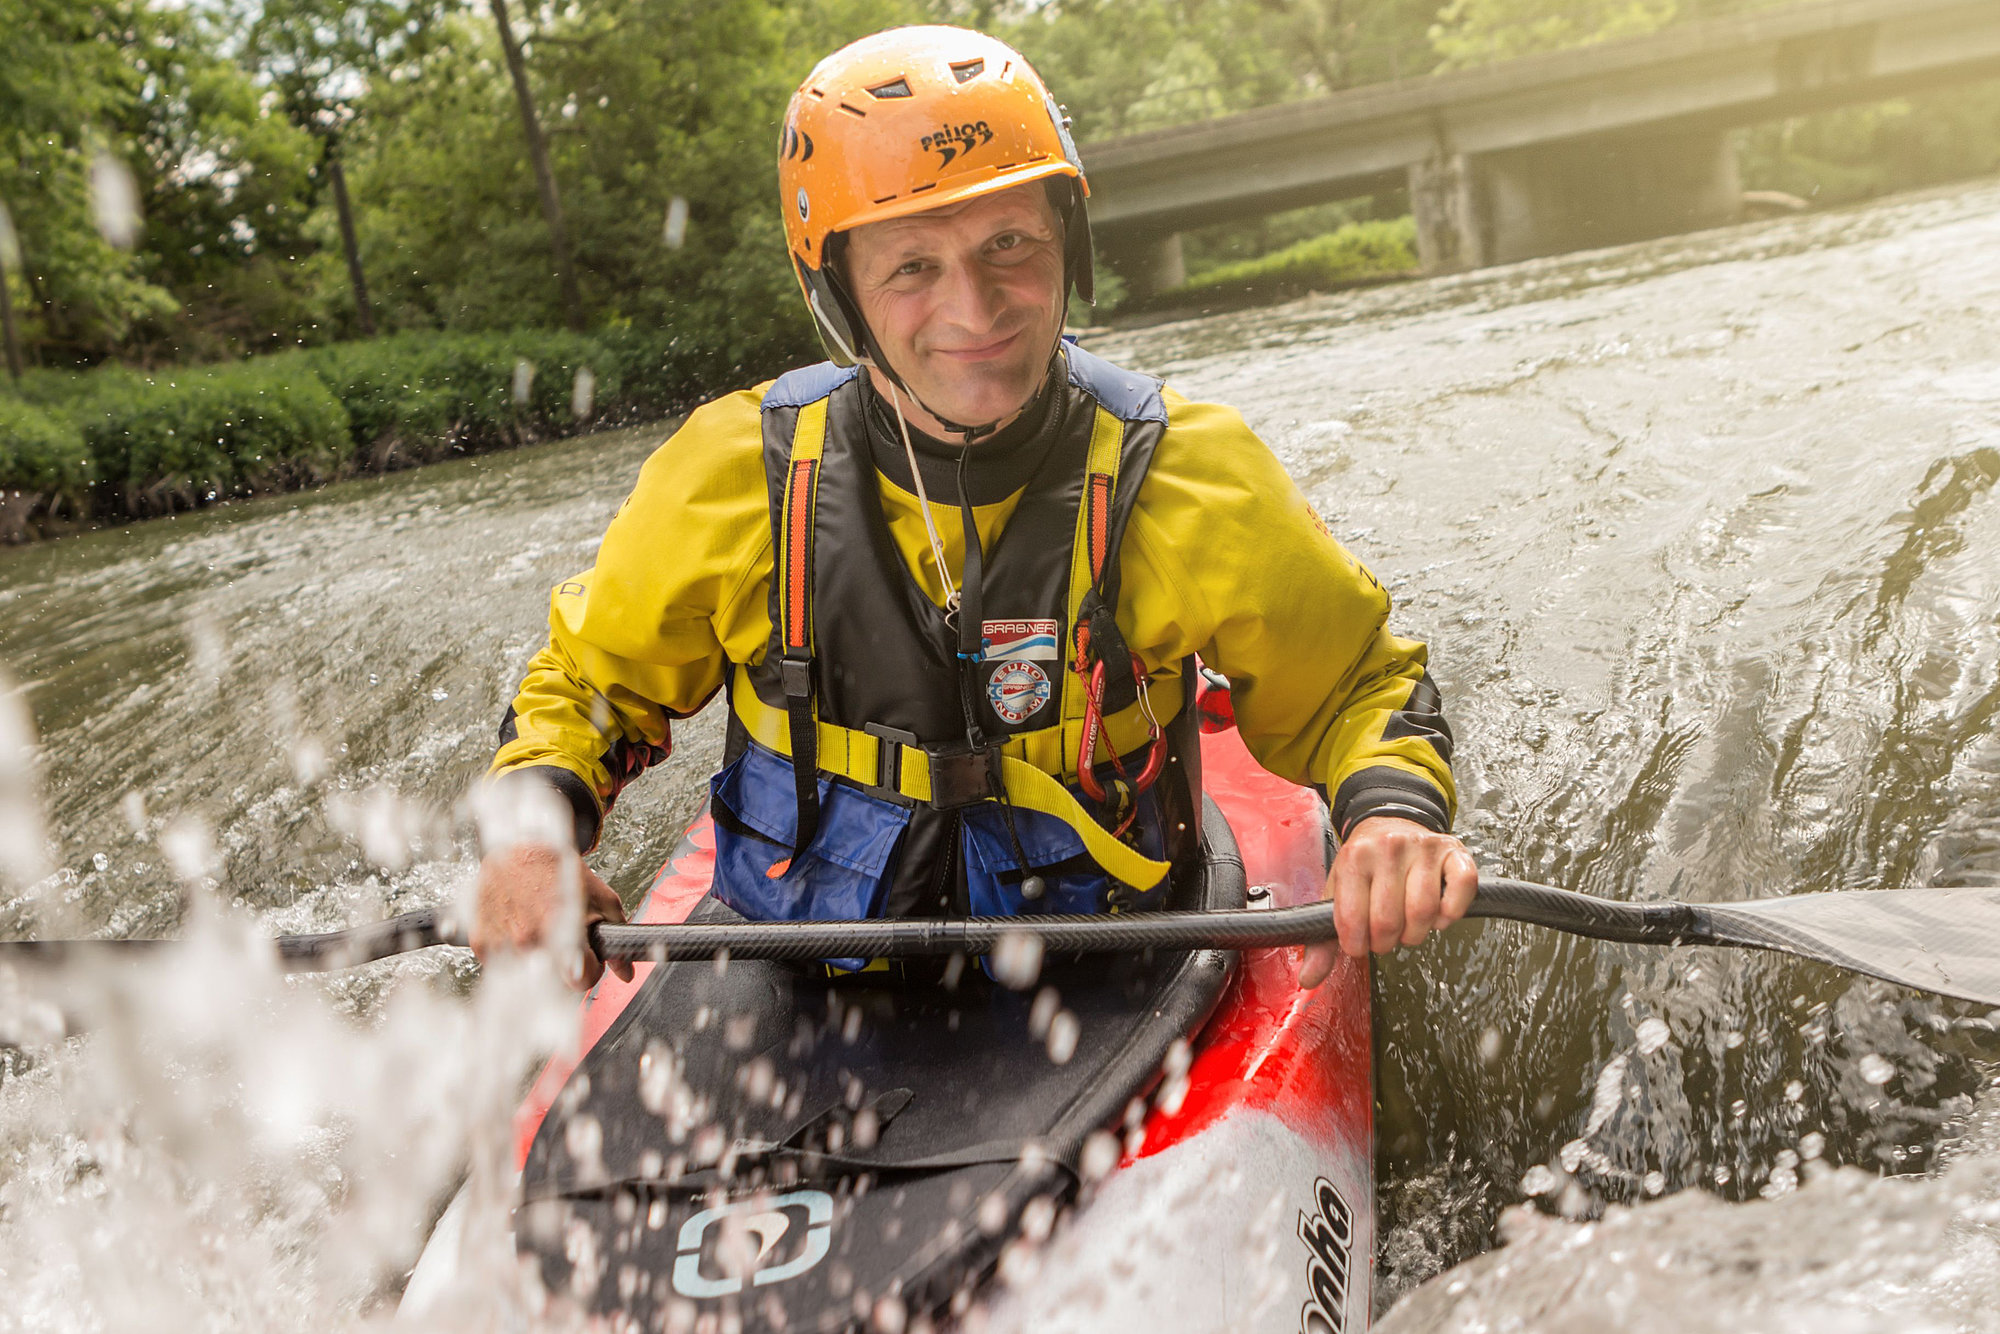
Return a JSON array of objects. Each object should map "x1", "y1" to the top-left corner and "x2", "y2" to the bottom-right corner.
[{"x1": 1298, "y1": 816, "x2": 1478, "y2": 989}]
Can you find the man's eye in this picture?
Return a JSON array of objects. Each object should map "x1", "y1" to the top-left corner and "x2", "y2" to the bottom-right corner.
[
  {"x1": 896, "y1": 260, "x2": 926, "y2": 277},
  {"x1": 992, "y1": 233, "x2": 1021, "y2": 250}
]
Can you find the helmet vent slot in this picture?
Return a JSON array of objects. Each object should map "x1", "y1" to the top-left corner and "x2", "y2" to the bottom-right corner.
[
  {"x1": 872, "y1": 193, "x2": 898, "y2": 205},
  {"x1": 950, "y1": 59, "x2": 984, "y2": 83},
  {"x1": 866, "y1": 78, "x2": 913, "y2": 99},
  {"x1": 838, "y1": 102, "x2": 867, "y2": 118},
  {"x1": 909, "y1": 182, "x2": 937, "y2": 194}
]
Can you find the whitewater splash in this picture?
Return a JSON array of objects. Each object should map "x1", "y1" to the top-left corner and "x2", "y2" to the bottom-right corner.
[{"x1": 3, "y1": 176, "x2": 2000, "y2": 1329}]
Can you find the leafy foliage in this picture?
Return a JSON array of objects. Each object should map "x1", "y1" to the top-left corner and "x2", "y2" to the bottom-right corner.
[
  {"x1": 64, "y1": 360, "x2": 351, "y2": 515},
  {"x1": 0, "y1": 395, "x2": 92, "y2": 536},
  {"x1": 0, "y1": 0, "x2": 1997, "y2": 543},
  {"x1": 1141, "y1": 218, "x2": 1419, "y2": 313},
  {"x1": 1738, "y1": 84, "x2": 2000, "y2": 207},
  {"x1": 0, "y1": 325, "x2": 747, "y2": 535}
]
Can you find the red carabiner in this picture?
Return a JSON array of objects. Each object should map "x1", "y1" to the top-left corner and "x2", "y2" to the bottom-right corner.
[{"x1": 1076, "y1": 653, "x2": 1165, "y2": 825}]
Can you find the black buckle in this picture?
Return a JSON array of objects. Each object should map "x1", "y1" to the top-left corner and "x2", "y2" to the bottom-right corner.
[
  {"x1": 860, "y1": 722, "x2": 918, "y2": 806},
  {"x1": 926, "y1": 742, "x2": 1002, "y2": 809},
  {"x1": 779, "y1": 654, "x2": 812, "y2": 699}
]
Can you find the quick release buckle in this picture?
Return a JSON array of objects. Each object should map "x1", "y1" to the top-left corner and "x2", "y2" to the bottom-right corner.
[{"x1": 860, "y1": 722, "x2": 918, "y2": 807}]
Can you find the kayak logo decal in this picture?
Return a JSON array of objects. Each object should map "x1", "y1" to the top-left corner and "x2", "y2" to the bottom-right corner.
[
  {"x1": 988, "y1": 659, "x2": 1051, "y2": 725},
  {"x1": 920, "y1": 120, "x2": 993, "y2": 168},
  {"x1": 671, "y1": 1189, "x2": 834, "y2": 1299},
  {"x1": 1297, "y1": 1176, "x2": 1354, "y2": 1333}
]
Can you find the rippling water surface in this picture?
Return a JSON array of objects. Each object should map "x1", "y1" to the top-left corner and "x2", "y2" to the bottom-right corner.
[{"x1": 4, "y1": 178, "x2": 2000, "y2": 1330}]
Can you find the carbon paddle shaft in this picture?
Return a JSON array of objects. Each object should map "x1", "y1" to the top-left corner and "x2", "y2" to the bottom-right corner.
[
  {"x1": 589, "y1": 879, "x2": 1707, "y2": 962},
  {"x1": 591, "y1": 902, "x2": 1341, "y2": 963},
  {"x1": 1463, "y1": 877, "x2": 1701, "y2": 945}
]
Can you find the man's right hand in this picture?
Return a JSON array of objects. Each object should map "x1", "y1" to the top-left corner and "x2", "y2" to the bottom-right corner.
[{"x1": 470, "y1": 841, "x2": 634, "y2": 992}]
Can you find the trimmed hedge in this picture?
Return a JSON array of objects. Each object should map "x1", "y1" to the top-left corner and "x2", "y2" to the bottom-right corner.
[
  {"x1": 0, "y1": 326, "x2": 741, "y2": 539},
  {"x1": 1139, "y1": 217, "x2": 1421, "y2": 313},
  {"x1": 297, "y1": 331, "x2": 623, "y2": 469},
  {"x1": 69, "y1": 362, "x2": 351, "y2": 517},
  {"x1": 0, "y1": 397, "x2": 94, "y2": 541}
]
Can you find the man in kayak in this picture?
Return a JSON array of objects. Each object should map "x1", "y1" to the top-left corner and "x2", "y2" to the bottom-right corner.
[{"x1": 473, "y1": 25, "x2": 1476, "y2": 990}]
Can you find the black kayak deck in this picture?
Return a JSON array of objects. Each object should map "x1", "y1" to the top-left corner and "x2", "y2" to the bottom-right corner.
[{"x1": 518, "y1": 797, "x2": 1246, "y2": 1331}]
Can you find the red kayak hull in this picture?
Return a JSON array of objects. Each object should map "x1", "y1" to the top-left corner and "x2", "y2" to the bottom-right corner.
[{"x1": 508, "y1": 719, "x2": 1373, "y2": 1329}]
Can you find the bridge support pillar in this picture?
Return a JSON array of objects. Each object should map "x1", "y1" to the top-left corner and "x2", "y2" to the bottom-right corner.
[
  {"x1": 1410, "y1": 153, "x2": 1486, "y2": 273},
  {"x1": 1104, "y1": 231, "x2": 1186, "y2": 303},
  {"x1": 1411, "y1": 127, "x2": 1743, "y2": 273}
]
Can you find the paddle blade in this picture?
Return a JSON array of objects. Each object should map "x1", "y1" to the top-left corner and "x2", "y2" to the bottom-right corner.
[{"x1": 1706, "y1": 887, "x2": 2000, "y2": 1009}]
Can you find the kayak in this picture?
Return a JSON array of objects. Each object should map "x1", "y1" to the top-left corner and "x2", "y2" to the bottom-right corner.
[{"x1": 405, "y1": 680, "x2": 1372, "y2": 1331}]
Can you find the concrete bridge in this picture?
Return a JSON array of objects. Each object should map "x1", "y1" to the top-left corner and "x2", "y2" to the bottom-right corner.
[{"x1": 1079, "y1": 0, "x2": 2000, "y2": 292}]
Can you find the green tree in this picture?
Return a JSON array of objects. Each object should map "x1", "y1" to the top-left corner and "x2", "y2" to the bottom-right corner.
[
  {"x1": 1428, "y1": 0, "x2": 1678, "y2": 68},
  {"x1": 343, "y1": 0, "x2": 911, "y2": 356},
  {"x1": 0, "y1": 0, "x2": 176, "y2": 365},
  {"x1": 234, "y1": 0, "x2": 459, "y2": 340}
]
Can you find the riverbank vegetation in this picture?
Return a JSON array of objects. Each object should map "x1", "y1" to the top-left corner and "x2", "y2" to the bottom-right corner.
[{"x1": 3, "y1": 0, "x2": 1998, "y2": 538}]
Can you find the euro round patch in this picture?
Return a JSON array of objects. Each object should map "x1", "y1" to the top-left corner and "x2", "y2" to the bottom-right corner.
[{"x1": 988, "y1": 660, "x2": 1051, "y2": 725}]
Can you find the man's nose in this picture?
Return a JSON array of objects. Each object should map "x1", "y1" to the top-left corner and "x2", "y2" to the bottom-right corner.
[{"x1": 932, "y1": 257, "x2": 1004, "y2": 332}]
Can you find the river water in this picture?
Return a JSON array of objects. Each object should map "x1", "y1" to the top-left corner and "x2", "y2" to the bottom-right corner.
[{"x1": 4, "y1": 176, "x2": 2000, "y2": 1330}]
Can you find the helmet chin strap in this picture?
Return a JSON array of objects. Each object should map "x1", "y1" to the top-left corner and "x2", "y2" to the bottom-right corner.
[
  {"x1": 806, "y1": 288, "x2": 1065, "y2": 616},
  {"x1": 808, "y1": 285, "x2": 1066, "y2": 447}
]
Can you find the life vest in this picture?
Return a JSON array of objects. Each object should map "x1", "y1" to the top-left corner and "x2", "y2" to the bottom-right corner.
[{"x1": 710, "y1": 344, "x2": 1203, "y2": 927}]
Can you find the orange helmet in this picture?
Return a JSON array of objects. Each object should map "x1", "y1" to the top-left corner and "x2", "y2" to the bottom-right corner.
[{"x1": 778, "y1": 26, "x2": 1093, "y2": 368}]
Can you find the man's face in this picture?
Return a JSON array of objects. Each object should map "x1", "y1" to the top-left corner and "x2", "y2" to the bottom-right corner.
[{"x1": 843, "y1": 182, "x2": 1066, "y2": 438}]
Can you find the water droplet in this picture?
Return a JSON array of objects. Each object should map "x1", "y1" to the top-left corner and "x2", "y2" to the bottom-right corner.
[
  {"x1": 160, "y1": 815, "x2": 217, "y2": 882},
  {"x1": 663, "y1": 195, "x2": 689, "y2": 249},
  {"x1": 91, "y1": 852, "x2": 109, "y2": 873},
  {"x1": 1858, "y1": 1053, "x2": 1895, "y2": 1086},
  {"x1": 990, "y1": 931, "x2": 1044, "y2": 989},
  {"x1": 1800, "y1": 1131, "x2": 1826, "y2": 1160},
  {"x1": 1635, "y1": 1016, "x2": 1671, "y2": 1054},
  {"x1": 1079, "y1": 1130, "x2": 1120, "y2": 1181},
  {"x1": 513, "y1": 359, "x2": 536, "y2": 406},
  {"x1": 1478, "y1": 1026, "x2": 1503, "y2": 1065},
  {"x1": 1018, "y1": 1195, "x2": 1056, "y2": 1243},
  {"x1": 1046, "y1": 1010, "x2": 1079, "y2": 1064},
  {"x1": 89, "y1": 151, "x2": 142, "y2": 249},
  {"x1": 977, "y1": 1192, "x2": 1009, "y2": 1235},
  {"x1": 1642, "y1": 1170, "x2": 1666, "y2": 1196},
  {"x1": 872, "y1": 1296, "x2": 912, "y2": 1334},
  {"x1": 1029, "y1": 986, "x2": 1060, "y2": 1038},
  {"x1": 1521, "y1": 1164, "x2": 1557, "y2": 1196},
  {"x1": 571, "y1": 366, "x2": 597, "y2": 421}
]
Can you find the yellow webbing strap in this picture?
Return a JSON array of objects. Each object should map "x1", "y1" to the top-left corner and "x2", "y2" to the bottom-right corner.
[{"x1": 731, "y1": 667, "x2": 1170, "y2": 890}]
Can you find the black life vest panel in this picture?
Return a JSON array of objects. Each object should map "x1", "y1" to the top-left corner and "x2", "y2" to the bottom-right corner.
[{"x1": 713, "y1": 345, "x2": 1202, "y2": 925}]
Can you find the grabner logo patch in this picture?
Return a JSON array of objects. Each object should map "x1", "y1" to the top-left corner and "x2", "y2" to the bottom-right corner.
[
  {"x1": 988, "y1": 659, "x2": 1051, "y2": 725},
  {"x1": 981, "y1": 618, "x2": 1059, "y2": 662}
]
